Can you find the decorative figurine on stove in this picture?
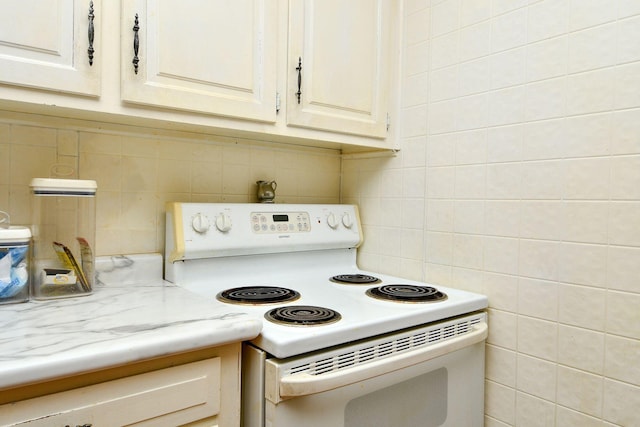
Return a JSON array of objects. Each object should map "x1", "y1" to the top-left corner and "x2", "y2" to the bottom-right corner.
[{"x1": 256, "y1": 180, "x2": 277, "y2": 203}]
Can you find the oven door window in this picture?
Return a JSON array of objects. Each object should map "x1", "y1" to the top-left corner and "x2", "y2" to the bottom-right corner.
[{"x1": 345, "y1": 368, "x2": 447, "y2": 427}]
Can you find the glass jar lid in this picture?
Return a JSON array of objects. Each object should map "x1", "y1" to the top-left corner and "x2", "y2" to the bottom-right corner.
[
  {"x1": 0, "y1": 226, "x2": 31, "y2": 244},
  {"x1": 30, "y1": 178, "x2": 97, "y2": 196}
]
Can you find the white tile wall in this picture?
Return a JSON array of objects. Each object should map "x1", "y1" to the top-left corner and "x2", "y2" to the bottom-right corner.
[
  {"x1": 516, "y1": 392, "x2": 556, "y2": 427},
  {"x1": 345, "y1": 0, "x2": 640, "y2": 425}
]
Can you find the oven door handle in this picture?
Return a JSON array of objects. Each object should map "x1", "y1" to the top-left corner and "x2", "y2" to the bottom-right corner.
[{"x1": 272, "y1": 322, "x2": 487, "y2": 400}]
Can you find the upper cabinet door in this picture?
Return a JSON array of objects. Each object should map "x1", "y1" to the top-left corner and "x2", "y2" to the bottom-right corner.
[
  {"x1": 121, "y1": 0, "x2": 277, "y2": 123},
  {"x1": 0, "y1": 0, "x2": 101, "y2": 96},
  {"x1": 287, "y1": 0, "x2": 392, "y2": 138}
]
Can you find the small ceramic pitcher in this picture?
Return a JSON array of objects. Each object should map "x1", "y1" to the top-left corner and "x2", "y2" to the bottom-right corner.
[{"x1": 256, "y1": 180, "x2": 277, "y2": 203}]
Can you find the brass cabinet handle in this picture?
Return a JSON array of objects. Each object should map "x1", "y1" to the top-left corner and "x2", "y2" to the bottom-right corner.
[
  {"x1": 132, "y1": 13, "x2": 140, "y2": 74},
  {"x1": 87, "y1": 1, "x2": 95, "y2": 65}
]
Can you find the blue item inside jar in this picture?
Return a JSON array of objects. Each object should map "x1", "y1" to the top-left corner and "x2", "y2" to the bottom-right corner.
[{"x1": 0, "y1": 246, "x2": 29, "y2": 298}]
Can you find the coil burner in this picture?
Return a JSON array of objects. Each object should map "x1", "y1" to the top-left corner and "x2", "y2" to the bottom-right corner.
[
  {"x1": 330, "y1": 274, "x2": 381, "y2": 285},
  {"x1": 216, "y1": 286, "x2": 300, "y2": 305},
  {"x1": 366, "y1": 284, "x2": 448, "y2": 303},
  {"x1": 265, "y1": 305, "x2": 342, "y2": 326}
]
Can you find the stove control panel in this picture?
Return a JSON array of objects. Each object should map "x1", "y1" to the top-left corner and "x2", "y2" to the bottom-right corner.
[
  {"x1": 251, "y1": 211, "x2": 310, "y2": 233},
  {"x1": 166, "y1": 202, "x2": 363, "y2": 261}
]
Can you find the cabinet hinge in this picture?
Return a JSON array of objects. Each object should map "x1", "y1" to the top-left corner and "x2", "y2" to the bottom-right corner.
[
  {"x1": 386, "y1": 113, "x2": 391, "y2": 131},
  {"x1": 276, "y1": 92, "x2": 281, "y2": 113}
]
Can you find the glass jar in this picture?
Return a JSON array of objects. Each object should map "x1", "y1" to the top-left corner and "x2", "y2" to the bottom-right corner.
[{"x1": 30, "y1": 178, "x2": 97, "y2": 299}]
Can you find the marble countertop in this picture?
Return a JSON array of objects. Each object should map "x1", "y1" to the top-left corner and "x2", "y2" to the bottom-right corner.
[{"x1": 0, "y1": 254, "x2": 262, "y2": 391}]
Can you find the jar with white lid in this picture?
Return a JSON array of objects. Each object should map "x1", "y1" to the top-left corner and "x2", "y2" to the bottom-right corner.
[
  {"x1": 30, "y1": 178, "x2": 97, "y2": 299},
  {"x1": 0, "y1": 214, "x2": 31, "y2": 304}
]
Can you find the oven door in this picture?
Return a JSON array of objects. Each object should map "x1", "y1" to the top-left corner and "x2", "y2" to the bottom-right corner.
[{"x1": 243, "y1": 313, "x2": 487, "y2": 427}]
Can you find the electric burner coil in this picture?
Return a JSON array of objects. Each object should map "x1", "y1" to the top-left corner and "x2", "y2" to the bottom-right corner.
[
  {"x1": 366, "y1": 284, "x2": 448, "y2": 303},
  {"x1": 216, "y1": 286, "x2": 300, "y2": 305},
  {"x1": 330, "y1": 274, "x2": 381, "y2": 284},
  {"x1": 265, "y1": 305, "x2": 342, "y2": 326}
]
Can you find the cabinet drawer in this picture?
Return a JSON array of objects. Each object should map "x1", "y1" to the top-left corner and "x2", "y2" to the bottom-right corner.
[{"x1": 0, "y1": 358, "x2": 220, "y2": 426}]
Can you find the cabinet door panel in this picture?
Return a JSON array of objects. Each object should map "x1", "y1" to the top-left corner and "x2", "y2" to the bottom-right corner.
[
  {"x1": 1, "y1": 359, "x2": 221, "y2": 426},
  {"x1": 156, "y1": 3, "x2": 254, "y2": 91},
  {"x1": 122, "y1": 0, "x2": 277, "y2": 123},
  {"x1": 0, "y1": 0, "x2": 100, "y2": 96},
  {"x1": 287, "y1": 0, "x2": 391, "y2": 138}
]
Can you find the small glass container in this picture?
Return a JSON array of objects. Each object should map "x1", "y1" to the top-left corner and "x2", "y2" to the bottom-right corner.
[
  {"x1": 0, "y1": 220, "x2": 31, "y2": 305},
  {"x1": 30, "y1": 178, "x2": 97, "y2": 299}
]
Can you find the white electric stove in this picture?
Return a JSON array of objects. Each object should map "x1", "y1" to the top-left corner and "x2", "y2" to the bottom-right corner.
[{"x1": 165, "y1": 203, "x2": 488, "y2": 427}]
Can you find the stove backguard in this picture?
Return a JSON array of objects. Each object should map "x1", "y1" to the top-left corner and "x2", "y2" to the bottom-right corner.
[{"x1": 164, "y1": 203, "x2": 363, "y2": 284}]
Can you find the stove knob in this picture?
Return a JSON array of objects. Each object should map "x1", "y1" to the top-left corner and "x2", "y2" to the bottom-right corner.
[
  {"x1": 342, "y1": 213, "x2": 353, "y2": 229},
  {"x1": 327, "y1": 212, "x2": 339, "y2": 229},
  {"x1": 191, "y1": 213, "x2": 210, "y2": 234},
  {"x1": 215, "y1": 213, "x2": 232, "y2": 232}
]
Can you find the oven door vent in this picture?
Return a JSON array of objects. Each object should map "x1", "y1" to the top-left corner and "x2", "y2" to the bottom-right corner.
[{"x1": 285, "y1": 314, "x2": 484, "y2": 377}]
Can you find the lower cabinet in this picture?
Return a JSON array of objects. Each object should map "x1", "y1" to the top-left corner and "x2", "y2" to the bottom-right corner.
[{"x1": 0, "y1": 344, "x2": 241, "y2": 427}]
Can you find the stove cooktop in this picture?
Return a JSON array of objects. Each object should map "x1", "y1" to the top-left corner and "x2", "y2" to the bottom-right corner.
[
  {"x1": 174, "y1": 253, "x2": 487, "y2": 358},
  {"x1": 165, "y1": 202, "x2": 488, "y2": 359}
]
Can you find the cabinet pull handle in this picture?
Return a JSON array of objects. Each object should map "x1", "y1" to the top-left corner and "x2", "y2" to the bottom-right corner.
[
  {"x1": 87, "y1": 1, "x2": 95, "y2": 66},
  {"x1": 295, "y1": 57, "x2": 302, "y2": 104},
  {"x1": 132, "y1": 13, "x2": 140, "y2": 74}
]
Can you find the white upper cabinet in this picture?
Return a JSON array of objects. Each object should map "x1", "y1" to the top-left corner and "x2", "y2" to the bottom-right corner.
[
  {"x1": 121, "y1": 0, "x2": 278, "y2": 123},
  {"x1": 0, "y1": 0, "x2": 101, "y2": 96},
  {"x1": 287, "y1": 0, "x2": 392, "y2": 138},
  {"x1": 0, "y1": 1, "x2": 400, "y2": 151}
]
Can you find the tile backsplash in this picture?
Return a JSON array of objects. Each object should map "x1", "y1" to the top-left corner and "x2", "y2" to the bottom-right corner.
[
  {"x1": 344, "y1": 0, "x2": 640, "y2": 426},
  {"x1": 0, "y1": 112, "x2": 341, "y2": 255}
]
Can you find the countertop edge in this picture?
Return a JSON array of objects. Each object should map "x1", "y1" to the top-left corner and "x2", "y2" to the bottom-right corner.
[{"x1": 0, "y1": 316, "x2": 262, "y2": 392}]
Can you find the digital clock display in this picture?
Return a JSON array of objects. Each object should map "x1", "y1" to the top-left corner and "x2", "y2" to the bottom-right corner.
[{"x1": 273, "y1": 214, "x2": 289, "y2": 222}]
